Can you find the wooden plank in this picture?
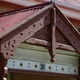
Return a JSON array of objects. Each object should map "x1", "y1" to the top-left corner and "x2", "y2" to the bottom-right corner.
[
  {"x1": 56, "y1": 43, "x2": 76, "y2": 52},
  {"x1": 56, "y1": 5, "x2": 80, "y2": 53},
  {"x1": 19, "y1": 43, "x2": 80, "y2": 57},
  {"x1": 10, "y1": 73, "x2": 77, "y2": 80},
  {"x1": 26, "y1": 38, "x2": 76, "y2": 52},
  {"x1": 49, "y1": 7, "x2": 56, "y2": 62},
  {"x1": 10, "y1": 47, "x2": 79, "y2": 66}
]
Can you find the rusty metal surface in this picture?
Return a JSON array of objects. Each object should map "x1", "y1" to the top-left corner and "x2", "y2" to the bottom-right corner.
[
  {"x1": 0, "y1": 2, "x2": 51, "y2": 39},
  {"x1": 2, "y1": 0, "x2": 80, "y2": 20},
  {"x1": 0, "y1": 2, "x2": 51, "y2": 17},
  {"x1": 0, "y1": 10, "x2": 39, "y2": 39}
]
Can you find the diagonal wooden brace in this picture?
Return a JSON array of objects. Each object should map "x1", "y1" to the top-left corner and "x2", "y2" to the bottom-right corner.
[
  {"x1": 0, "y1": 4, "x2": 51, "y2": 60},
  {"x1": 0, "y1": 4, "x2": 51, "y2": 80},
  {"x1": 56, "y1": 5, "x2": 80, "y2": 53}
]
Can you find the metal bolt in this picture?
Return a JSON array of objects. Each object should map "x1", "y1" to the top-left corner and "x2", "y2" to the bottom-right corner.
[
  {"x1": 13, "y1": 40, "x2": 16, "y2": 44},
  {"x1": 35, "y1": 64, "x2": 38, "y2": 68},
  {"x1": 74, "y1": 69, "x2": 76, "y2": 72},
  {"x1": 33, "y1": 24, "x2": 36, "y2": 27},
  {"x1": 20, "y1": 63, "x2": 23, "y2": 67},
  {"x1": 20, "y1": 32, "x2": 23, "y2": 36},
  {"x1": 62, "y1": 68, "x2": 64, "y2": 71},
  {"x1": 6, "y1": 52, "x2": 9, "y2": 56},
  {"x1": 4, "y1": 44, "x2": 8, "y2": 48},
  {"x1": 49, "y1": 66, "x2": 51, "y2": 69}
]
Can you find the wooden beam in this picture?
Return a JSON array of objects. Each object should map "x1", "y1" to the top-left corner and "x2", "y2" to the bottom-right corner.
[
  {"x1": 25, "y1": 38, "x2": 76, "y2": 52},
  {"x1": 56, "y1": 4, "x2": 80, "y2": 53}
]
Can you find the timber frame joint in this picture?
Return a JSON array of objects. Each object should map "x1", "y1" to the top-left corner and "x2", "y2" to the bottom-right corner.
[
  {"x1": 0, "y1": 2, "x2": 57, "y2": 62},
  {"x1": 0, "y1": 2, "x2": 80, "y2": 80}
]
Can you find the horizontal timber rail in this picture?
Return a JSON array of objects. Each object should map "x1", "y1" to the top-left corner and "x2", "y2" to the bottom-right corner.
[
  {"x1": 26, "y1": 38, "x2": 76, "y2": 52},
  {"x1": 8, "y1": 69, "x2": 80, "y2": 79}
]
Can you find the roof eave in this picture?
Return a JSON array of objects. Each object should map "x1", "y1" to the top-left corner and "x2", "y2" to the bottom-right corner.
[{"x1": 1, "y1": 0, "x2": 80, "y2": 20}]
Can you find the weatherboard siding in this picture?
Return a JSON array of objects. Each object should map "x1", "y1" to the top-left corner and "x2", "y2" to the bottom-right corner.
[{"x1": 10, "y1": 43, "x2": 79, "y2": 66}]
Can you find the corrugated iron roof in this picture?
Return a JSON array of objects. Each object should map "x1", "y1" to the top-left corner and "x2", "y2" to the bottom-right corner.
[
  {"x1": 0, "y1": 10, "x2": 39, "y2": 38},
  {"x1": 2, "y1": 0, "x2": 80, "y2": 8},
  {"x1": 1, "y1": 0, "x2": 80, "y2": 20},
  {"x1": 0, "y1": 2, "x2": 51, "y2": 38},
  {"x1": 56, "y1": 0, "x2": 80, "y2": 8}
]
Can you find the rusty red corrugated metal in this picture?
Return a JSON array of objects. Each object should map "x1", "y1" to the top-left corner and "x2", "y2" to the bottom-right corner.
[
  {"x1": 2, "y1": 0, "x2": 80, "y2": 8},
  {"x1": 0, "y1": 10, "x2": 39, "y2": 38},
  {"x1": 1, "y1": 0, "x2": 80, "y2": 20},
  {"x1": 0, "y1": 2, "x2": 51, "y2": 38},
  {"x1": 57, "y1": 0, "x2": 80, "y2": 8}
]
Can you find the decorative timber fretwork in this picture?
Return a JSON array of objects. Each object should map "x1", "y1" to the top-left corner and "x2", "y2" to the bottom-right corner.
[
  {"x1": 0, "y1": 5, "x2": 51, "y2": 59},
  {"x1": 0, "y1": 3, "x2": 52, "y2": 80},
  {"x1": 0, "y1": 2, "x2": 80, "y2": 80},
  {"x1": 55, "y1": 29, "x2": 70, "y2": 44}
]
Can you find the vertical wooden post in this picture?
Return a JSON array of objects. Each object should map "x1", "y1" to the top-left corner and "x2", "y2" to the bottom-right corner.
[
  {"x1": 0, "y1": 54, "x2": 8, "y2": 80},
  {"x1": 49, "y1": 3, "x2": 56, "y2": 62}
]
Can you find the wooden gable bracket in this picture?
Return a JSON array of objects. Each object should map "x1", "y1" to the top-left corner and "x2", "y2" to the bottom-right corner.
[
  {"x1": 0, "y1": 2, "x2": 80, "y2": 80},
  {"x1": 0, "y1": 2, "x2": 52, "y2": 80}
]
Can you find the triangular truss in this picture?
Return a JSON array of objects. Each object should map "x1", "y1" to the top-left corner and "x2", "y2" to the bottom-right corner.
[{"x1": 0, "y1": 2, "x2": 80, "y2": 80}]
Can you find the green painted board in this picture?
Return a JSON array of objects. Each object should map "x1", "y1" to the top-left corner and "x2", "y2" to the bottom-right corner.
[
  {"x1": 19, "y1": 43, "x2": 80, "y2": 57},
  {"x1": 10, "y1": 43, "x2": 79, "y2": 66}
]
